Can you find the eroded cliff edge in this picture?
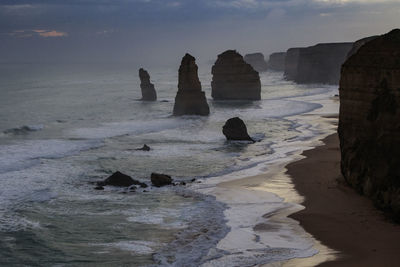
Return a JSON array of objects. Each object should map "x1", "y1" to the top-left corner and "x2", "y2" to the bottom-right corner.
[{"x1": 338, "y1": 29, "x2": 400, "y2": 221}]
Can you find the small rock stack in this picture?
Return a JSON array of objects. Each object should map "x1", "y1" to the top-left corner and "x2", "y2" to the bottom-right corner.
[{"x1": 139, "y1": 68, "x2": 157, "y2": 101}]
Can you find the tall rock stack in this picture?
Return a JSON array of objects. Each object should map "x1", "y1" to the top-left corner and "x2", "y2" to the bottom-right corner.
[
  {"x1": 244, "y1": 53, "x2": 268, "y2": 72},
  {"x1": 139, "y1": 68, "x2": 157, "y2": 101},
  {"x1": 211, "y1": 50, "x2": 261, "y2": 100},
  {"x1": 338, "y1": 29, "x2": 400, "y2": 221},
  {"x1": 173, "y1": 54, "x2": 210, "y2": 116},
  {"x1": 267, "y1": 52, "x2": 286, "y2": 71}
]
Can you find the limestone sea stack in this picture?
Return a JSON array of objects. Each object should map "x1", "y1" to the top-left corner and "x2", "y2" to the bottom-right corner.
[
  {"x1": 284, "y1": 43, "x2": 353, "y2": 84},
  {"x1": 267, "y1": 52, "x2": 286, "y2": 71},
  {"x1": 173, "y1": 54, "x2": 210, "y2": 116},
  {"x1": 244, "y1": 53, "x2": 268, "y2": 72},
  {"x1": 211, "y1": 50, "x2": 261, "y2": 100},
  {"x1": 139, "y1": 68, "x2": 157, "y2": 101},
  {"x1": 338, "y1": 29, "x2": 400, "y2": 221}
]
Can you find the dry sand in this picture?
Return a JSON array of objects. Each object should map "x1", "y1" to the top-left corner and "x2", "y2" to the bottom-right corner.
[{"x1": 287, "y1": 133, "x2": 400, "y2": 266}]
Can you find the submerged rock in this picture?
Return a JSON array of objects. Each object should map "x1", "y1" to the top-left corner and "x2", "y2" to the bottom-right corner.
[
  {"x1": 222, "y1": 117, "x2": 254, "y2": 142},
  {"x1": 99, "y1": 171, "x2": 148, "y2": 188},
  {"x1": 173, "y1": 53, "x2": 210, "y2": 116},
  {"x1": 244, "y1": 53, "x2": 268, "y2": 72},
  {"x1": 267, "y1": 52, "x2": 286, "y2": 71},
  {"x1": 338, "y1": 29, "x2": 400, "y2": 221},
  {"x1": 211, "y1": 50, "x2": 261, "y2": 100},
  {"x1": 151, "y1": 173, "x2": 173, "y2": 187},
  {"x1": 284, "y1": 43, "x2": 353, "y2": 84},
  {"x1": 136, "y1": 144, "x2": 151, "y2": 151},
  {"x1": 139, "y1": 68, "x2": 157, "y2": 101}
]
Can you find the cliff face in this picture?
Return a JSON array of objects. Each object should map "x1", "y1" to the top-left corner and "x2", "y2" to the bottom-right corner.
[
  {"x1": 244, "y1": 53, "x2": 268, "y2": 72},
  {"x1": 284, "y1": 48, "x2": 303, "y2": 81},
  {"x1": 338, "y1": 29, "x2": 400, "y2": 221},
  {"x1": 267, "y1": 52, "x2": 286, "y2": 71},
  {"x1": 173, "y1": 54, "x2": 210, "y2": 116},
  {"x1": 211, "y1": 50, "x2": 261, "y2": 100},
  {"x1": 297, "y1": 43, "x2": 353, "y2": 84},
  {"x1": 139, "y1": 68, "x2": 157, "y2": 101},
  {"x1": 346, "y1": 36, "x2": 379, "y2": 58}
]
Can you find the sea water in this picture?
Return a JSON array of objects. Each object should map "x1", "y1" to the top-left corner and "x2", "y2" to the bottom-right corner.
[{"x1": 0, "y1": 62, "x2": 337, "y2": 266}]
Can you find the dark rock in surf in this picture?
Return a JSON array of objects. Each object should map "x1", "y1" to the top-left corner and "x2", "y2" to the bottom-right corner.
[
  {"x1": 151, "y1": 173, "x2": 173, "y2": 187},
  {"x1": 211, "y1": 50, "x2": 261, "y2": 100},
  {"x1": 173, "y1": 54, "x2": 210, "y2": 116},
  {"x1": 139, "y1": 68, "x2": 157, "y2": 101},
  {"x1": 244, "y1": 53, "x2": 268, "y2": 72},
  {"x1": 136, "y1": 144, "x2": 151, "y2": 151},
  {"x1": 100, "y1": 171, "x2": 148, "y2": 188},
  {"x1": 94, "y1": 186, "x2": 104, "y2": 190},
  {"x1": 338, "y1": 29, "x2": 400, "y2": 221},
  {"x1": 222, "y1": 117, "x2": 254, "y2": 142},
  {"x1": 267, "y1": 52, "x2": 286, "y2": 71}
]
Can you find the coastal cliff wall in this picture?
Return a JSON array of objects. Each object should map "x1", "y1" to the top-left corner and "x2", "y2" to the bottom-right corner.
[
  {"x1": 285, "y1": 43, "x2": 353, "y2": 85},
  {"x1": 338, "y1": 29, "x2": 400, "y2": 221}
]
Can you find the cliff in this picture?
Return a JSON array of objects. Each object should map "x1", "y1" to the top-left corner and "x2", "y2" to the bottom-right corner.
[
  {"x1": 338, "y1": 29, "x2": 400, "y2": 221},
  {"x1": 284, "y1": 43, "x2": 353, "y2": 85},
  {"x1": 139, "y1": 68, "x2": 157, "y2": 101},
  {"x1": 267, "y1": 52, "x2": 286, "y2": 71},
  {"x1": 173, "y1": 53, "x2": 210, "y2": 116},
  {"x1": 244, "y1": 53, "x2": 268, "y2": 72},
  {"x1": 211, "y1": 50, "x2": 261, "y2": 100},
  {"x1": 346, "y1": 35, "x2": 379, "y2": 58}
]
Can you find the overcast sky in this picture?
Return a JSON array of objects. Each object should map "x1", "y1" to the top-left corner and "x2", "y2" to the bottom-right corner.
[{"x1": 0, "y1": 0, "x2": 399, "y2": 66}]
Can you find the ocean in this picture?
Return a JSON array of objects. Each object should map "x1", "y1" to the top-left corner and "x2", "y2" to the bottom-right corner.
[{"x1": 0, "y1": 62, "x2": 338, "y2": 266}]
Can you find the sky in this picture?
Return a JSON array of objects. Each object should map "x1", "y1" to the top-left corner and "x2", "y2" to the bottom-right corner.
[{"x1": 0, "y1": 0, "x2": 399, "y2": 66}]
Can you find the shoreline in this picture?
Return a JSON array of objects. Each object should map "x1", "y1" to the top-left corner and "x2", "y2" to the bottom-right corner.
[{"x1": 287, "y1": 133, "x2": 400, "y2": 266}]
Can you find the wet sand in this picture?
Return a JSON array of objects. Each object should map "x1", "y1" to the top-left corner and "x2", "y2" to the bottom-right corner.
[{"x1": 287, "y1": 133, "x2": 400, "y2": 266}]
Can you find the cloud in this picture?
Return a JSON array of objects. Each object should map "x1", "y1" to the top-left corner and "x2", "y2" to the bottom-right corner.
[{"x1": 8, "y1": 29, "x2": 68, "y2": 38}]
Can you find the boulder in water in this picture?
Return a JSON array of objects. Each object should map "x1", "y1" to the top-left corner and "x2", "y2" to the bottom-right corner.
[
  {"x1": 99, "y1": 171, "x2": 148, "y2": 188},
  {"x1": 222, "y1": 117, "x2": 254, "y2": 142},
  {"x1": 151, "y1": 173, "x2": 173, "y2": 187}
]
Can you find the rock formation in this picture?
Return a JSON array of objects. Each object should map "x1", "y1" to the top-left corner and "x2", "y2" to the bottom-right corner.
[
  {"x1": 244, "y1": 53, "x2": 268, "y2": 72},
  {"x1": 136, "y1": 144, "x2": 151, "y2": 151},
  {"x1": 346, "y1": 36, "x2": 379, "y2": 58},
  {"x1": 211, "y1": 50, "x2": 261, "y2": 100},
  {"x1": 173, "y1": 54, "x2": 210, "y2": 116},
  {"x1": 338, "y1": 29, "x2": 400, "y2": 221},
  {"x1": 222, "y1": 117, "x2": 254, "y2": 142},
  {"x1": 267, "y1": 52, "x2": 286, "y2": 71},
  {"x1": 284, "y1": 43, "x2": 353, "y2": 84},
  {"x1": 139, "y1": 68, "x2": 157, "y2": 101},
  {"x1": 98, "y1": 171, "x2": 147, "y2": 188},
  {"x1": 151, "y1": 173, "x2": 173, "y2": 187}
]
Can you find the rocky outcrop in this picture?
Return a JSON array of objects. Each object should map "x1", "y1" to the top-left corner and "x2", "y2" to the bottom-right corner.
[
  {"x1": 151, "y1": 173, "x2": 173, "y2": 187},
  {"x1": 173, "y1": 54, "x2": 210, "y2": 116},
  {"x1": 211, "y1": 50, "x2": 261, "y2": 100},
  {"x1": 284, "y1": 43, "x2": 353, "y2": 84},
  {"x1": 244, "y1": 53, "x2": 268, "y2": 72},
  {"x1": 347, "y1": 36, "x2": 379, "y2": 58},
  {"x1": 267, "y1": 52, "x2": 286, "y2": 71},
  {"x1": 139, "y1": 68, "x2": 157, "y2": 101},
  {"x1": 338, "y1": 29, "x2": 400, "y2": 221},
  {"x1": 136, "y1": 144, "x2": 151, "y2": 151},
  {"x1": 222, "y1": 117, "x2": 254, "y2": 142},
  {"x1": 98, "y1": 171, "x2": 147, "y2": 188}
]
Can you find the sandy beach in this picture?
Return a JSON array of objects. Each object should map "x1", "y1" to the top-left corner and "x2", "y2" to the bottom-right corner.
[{"x1": 287, "y1": 133, "x2": 400, "y2": 266}]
